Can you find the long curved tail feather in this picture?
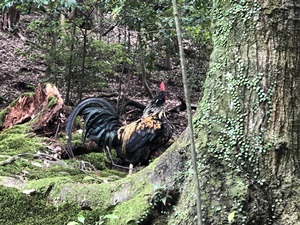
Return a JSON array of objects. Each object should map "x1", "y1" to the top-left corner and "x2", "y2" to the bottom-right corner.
[{"x1": 65, "y1": 97, "x2": 120, "y2": 158}]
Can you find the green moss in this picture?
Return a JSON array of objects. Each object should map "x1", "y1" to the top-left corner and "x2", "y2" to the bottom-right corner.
[
  {"x1": 0, "y1": 124, "x2": 29, "y2": 136},
  {"x1": 27, "y1": 164, "x2": 85, "y2": 180},
  {"x1": 20, "y1": 92, "x2": 35, "y2": 98},
  {"x1": 0, "y1": 156, "x2": 35, "y2": 177},
  {"x1": 0, "y1": 124, "x2": 75, "y2": 180},
  {"x1": 107, "y1": 183, "x2": 153, "y2": 225},
  {"x1": 74, "y1": 116, "x2": 83, "y2": 128},
  {"x1": 24, "y1": 176, "x2": 74, "y2": 196},
  {"x1": 59, "y1": 133, "x2": 83, "y2": 151},
  {"x1": 0, "y1": 183, "x2": 115, "y2": 225},
  {"x1": 0, "y1": 108, "x2": 8, "y2": 128},
  {"x1": 0, "y1": 185, "x2": 80, "y2": 225},
  {"x1": 24, "y1": 176, "x2": 114, "y2": 208},
  {"x1": 78, "y1": 152, "x2": 108, "y2": 170},
  {"x1": 47, "y1": 95, "x2": 58, "y2": 108},
  {"x1": 0, "y1": 124, "x2": 45, "y2": 155},
  {"x1": 7, "y1": 92, "x2": 35, "y2": 108},
  {"x1": 101, "y1": 169, "x2": 126, "y2": 178}
]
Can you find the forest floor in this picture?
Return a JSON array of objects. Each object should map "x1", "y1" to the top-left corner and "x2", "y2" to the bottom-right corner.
[{"x1": 0, "y1": 14, "x2": 209, "y2": 156}]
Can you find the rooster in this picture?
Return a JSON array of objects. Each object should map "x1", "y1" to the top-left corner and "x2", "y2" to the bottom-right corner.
[{"x1": 65, "y1": 82, "x2": 174, "y2": 171}]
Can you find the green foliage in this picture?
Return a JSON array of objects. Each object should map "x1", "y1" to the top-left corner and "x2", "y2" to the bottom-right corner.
[
  {"x1": 2, "y1": 0, "x2": 211, "y2": 101},
  {"x1": 150, "y1": 184, "x2": 173, "y2": 215},
  {"x1": 104, "y1": 0, "x2": 211, "y2": 79},
  {"x1": 180, "y1": 0, "x2": 212, "y2": 44},
  {"x1": 0, "y1": 0, "x2": 77, "y2": 10},
  {"x1": 25, "y1": 10, "x2": 129, "y2": 101}
]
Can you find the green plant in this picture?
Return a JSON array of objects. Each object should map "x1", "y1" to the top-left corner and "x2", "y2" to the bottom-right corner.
[{"x1": 67, "y1": 214, "x2": 85, "y2": 225}]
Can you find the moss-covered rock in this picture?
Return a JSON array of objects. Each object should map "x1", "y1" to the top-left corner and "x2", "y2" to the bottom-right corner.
[{"x1": 0, "y1": 185, "x2": 80, "y2": 225}]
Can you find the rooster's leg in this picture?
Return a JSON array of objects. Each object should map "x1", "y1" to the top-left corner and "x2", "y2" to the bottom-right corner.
[
  {"x1": 105, "y1": 146, "x2": 117, "y2": 166},
  {"x1": 105, "y1": 146, "x2": 132, "y2": 171},
  {"x1": 128, "y1": 164, "x2": 134, "y2": 175}
]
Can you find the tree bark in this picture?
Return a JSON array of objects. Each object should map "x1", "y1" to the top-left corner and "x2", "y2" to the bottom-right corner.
[
  {"x1": 0, "y1": 4, "x2": 20, "y2": 31},
  {"x1": 78, "y1": 28, "x2": 88, "y2": 101},
  {"x1": 168, "y1": 0, "x2": 300, "y2": 224},
  {"x1": 65, "y1": 19, "x2": 77, "y2": 104},
  {"x1": 138, "y1": 31, "x2": 153, "y2": 99}
]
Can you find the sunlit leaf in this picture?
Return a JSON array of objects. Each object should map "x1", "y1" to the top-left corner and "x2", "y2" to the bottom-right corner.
[
  {"x1": 67, "y1": 222, "x2": 80, "y2": 225},
  {"x1": 103, "y1": 214, "x2": 118, "y2": 219},
  {"x1": 77, "y1": 214, "x2": 85, "y2": 223},
  {"x1": 228, "y1": 211, "x2": 235, "y2": 223}
]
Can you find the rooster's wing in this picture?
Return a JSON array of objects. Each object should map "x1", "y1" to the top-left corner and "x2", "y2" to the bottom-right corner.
[{"x1": 117, "y1": 115, "x2": 163, "y2": 154}]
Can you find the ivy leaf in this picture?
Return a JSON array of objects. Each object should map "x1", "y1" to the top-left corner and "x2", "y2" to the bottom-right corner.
[
  {"x1": 228, "y1": 211, "x2": 235, "y2": 224},
  {"x1": 103, "y1": 214, "x2": 118, "y2": 219},
  {"x1": 67, "y1": 222, "x2": 80, "y2": 225},
  {"x1": 77, "y1": 215, "x2": 85, "y2": 223}
]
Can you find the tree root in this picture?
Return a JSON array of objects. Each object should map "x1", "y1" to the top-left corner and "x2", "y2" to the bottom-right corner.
[{"x1": 0, "y1": 156, "x2": 19, "y2": 166}]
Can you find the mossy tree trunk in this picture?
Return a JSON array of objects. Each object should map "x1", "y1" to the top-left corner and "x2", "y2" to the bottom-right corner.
[{"x1": 169, "y1": 0, "x2": 300, "y2": 224}]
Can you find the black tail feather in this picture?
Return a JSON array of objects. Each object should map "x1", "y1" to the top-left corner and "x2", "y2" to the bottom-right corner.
[{"x1": 65, "y1": 97, "x2": 120, "y2": 158}]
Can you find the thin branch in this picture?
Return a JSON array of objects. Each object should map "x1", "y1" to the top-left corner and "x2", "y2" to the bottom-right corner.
[
  {"x1": 172, "y1": 1, "x2": 203, "y2": 225},
  {"x1": 101, "y1": 23, "x2": 117, "y2": 37},
  {"x1": 96, "y1": 13, "x2": 175, "y2": 35}
]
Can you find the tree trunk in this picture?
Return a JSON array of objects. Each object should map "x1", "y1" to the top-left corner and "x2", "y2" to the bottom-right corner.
[
  {"x1": 138, "y1": 31, "x2": 153, "y2": 99},
  {"x1": 78, "y1": 28, "x2": 88, "y2": 101},
  {"x1": 165, "y1": 43, "x2": 172, "y2": 71},
  {"x1": 0, "y1": 4, "x2": 20, "y2": 31},
  {"x1": 65, "y1": 19, "x2": 77, "y2": 104},
  {"x1": 168, "y1": 0, "x2": 300, "y2": 224}
]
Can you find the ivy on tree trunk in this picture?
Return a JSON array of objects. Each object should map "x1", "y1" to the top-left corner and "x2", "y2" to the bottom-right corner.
[{"x1": 169, "y1": 0, "x2": 300, "y2": 224}]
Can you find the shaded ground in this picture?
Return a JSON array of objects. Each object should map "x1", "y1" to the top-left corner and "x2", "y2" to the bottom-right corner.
[{"x1": 0, "y1": 31, "x2": 46, "y2": 107}]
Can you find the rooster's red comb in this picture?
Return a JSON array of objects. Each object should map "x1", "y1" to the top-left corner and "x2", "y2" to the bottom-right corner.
[{"x1": 160, "y1": 82, "x2": 165, "y2": 91}]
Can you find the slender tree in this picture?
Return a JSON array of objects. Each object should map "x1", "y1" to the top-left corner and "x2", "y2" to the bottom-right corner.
[
  {"x1": 172, "y1": 0, "x2": 202, "y2": 224},
  {"x1": 65, "y1": 20, "x2": 77, "y2": 104}
]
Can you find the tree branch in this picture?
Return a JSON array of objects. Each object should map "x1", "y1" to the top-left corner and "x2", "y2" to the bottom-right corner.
[{"x1": 101, "y1": 23, "x2": 117, "y2": 37}]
